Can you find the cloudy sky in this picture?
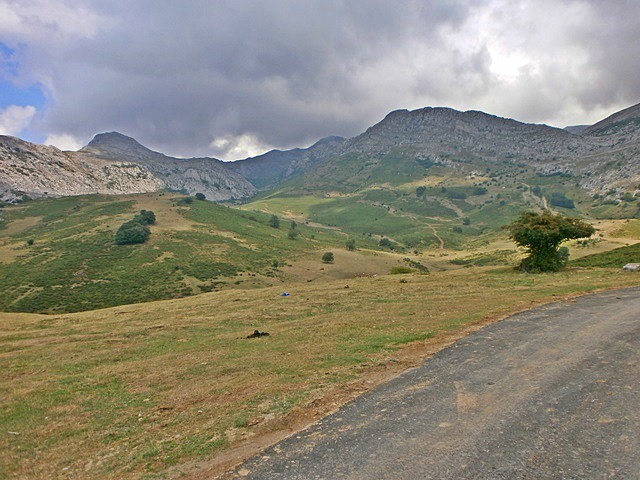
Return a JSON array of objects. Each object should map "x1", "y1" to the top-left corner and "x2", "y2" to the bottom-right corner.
[{"x1": 1, "y1": 0, "x2": 639, "y2": 160}]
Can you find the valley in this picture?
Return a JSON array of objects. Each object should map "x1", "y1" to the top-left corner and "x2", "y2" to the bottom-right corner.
[{"x1": 1, "y1": 102, "x2": 639, "y2": 479}]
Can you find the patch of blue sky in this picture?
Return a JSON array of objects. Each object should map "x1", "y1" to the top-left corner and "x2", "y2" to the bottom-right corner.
[{"x1": 0, "y1": 42, "x2": 47, "y2": 110}]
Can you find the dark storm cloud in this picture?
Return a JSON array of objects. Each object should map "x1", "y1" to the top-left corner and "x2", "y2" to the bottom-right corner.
[{"x1": 2, "y1": 0, "x2": 639, "y2": 158}]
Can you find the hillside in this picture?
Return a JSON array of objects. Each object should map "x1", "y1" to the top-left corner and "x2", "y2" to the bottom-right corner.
[
  {"x1": 82, "y1": 132, "x2": 255, "y2": 200},
  {"x1": 0, "y1": 193, "x2": 376, "y2": 313},
  {"x1": 0, "y1": 133, "x2": 255, "y2": 203}
]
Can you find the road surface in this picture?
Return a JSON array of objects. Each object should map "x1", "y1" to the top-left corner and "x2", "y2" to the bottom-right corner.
[{"x1": 225, "y1": 287, "x2": 640, "y2": 479}]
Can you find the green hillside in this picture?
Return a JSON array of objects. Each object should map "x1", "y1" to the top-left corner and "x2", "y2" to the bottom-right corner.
[
  {"x1": 245, "y1": 147, "x2": 624, "y2": 250},
  {"x1": 572, "y1": 242, "x2": 640, "y2": 268},
  {"x1": 0, "y1": 193, "x2": 363, "y2": 313}
]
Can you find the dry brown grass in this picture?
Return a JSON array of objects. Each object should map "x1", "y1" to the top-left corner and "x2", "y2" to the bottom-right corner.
[{"x1": 1, "y1": 266, "x2": 638, "y2": 479}]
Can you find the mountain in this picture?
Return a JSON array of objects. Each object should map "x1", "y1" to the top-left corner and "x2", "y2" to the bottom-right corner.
[
  {"x1": 81, "y1": 132, "x2": 255, "y2": 200},
  {"x1": 583, "y1": 102, "x2": 640, "y2": 134},
  {"x1": 226, "y1": 135, "x2": 345, "y2": 189},
  {"x1": 0, "y1": 135, "x2": 163, "y2": 203},
  {"x1": 564, "y1": 125, "x2": 589, "y2": 135},
  {"x1": 259, "y1": 105, "x2": 640, "y2": 196},
  {"x1": 0, "y1": 132, "x2": 255, "y2": 203},
  {"x1": 1, "y1": 103, "x2": 639, "y2": 209}
]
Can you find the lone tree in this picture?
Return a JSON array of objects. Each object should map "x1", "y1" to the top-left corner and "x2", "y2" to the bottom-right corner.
[
  {"x1": 269, "y1": 214, "x2": 280, "y2": 229},
  {"x1": 194, "y1": 193, "x2": 206, "y2": 201},
  {"x1": 504, "y1": 211, "x2": 594, "y2": 272},
  {"x1": 345, "y1": 238, "x2": 356, "y2": 251},
  {"x1": 322, "y1": 251, "x2": 334, "y2": 264}
]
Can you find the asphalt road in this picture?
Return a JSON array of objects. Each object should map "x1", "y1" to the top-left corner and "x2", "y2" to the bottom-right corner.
[{"x1": 225, "y1": 287, "x2": 640, "y2": 479}]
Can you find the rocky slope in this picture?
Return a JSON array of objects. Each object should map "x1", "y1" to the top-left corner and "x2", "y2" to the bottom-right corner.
[
  {"x1": 262, "y1": 104, "x2": 640, "y2": 197},
  {"x1": 0, "y1": 135, "x2": 163, "y2": 203},
  {"x1": 81, "y1": 132, "x2": 255, "y2": 201},
  {"x1": 0, "y1": 133, "x2": 255, "y2": 203}
]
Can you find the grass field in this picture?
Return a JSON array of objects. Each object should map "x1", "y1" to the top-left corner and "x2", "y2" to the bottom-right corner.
[
  {"x1": 1, "y1": 267, "x2": 638, "y2": 479},
  {"x1": 0, "y1": 194, "x2": 357, "y2": 313}
]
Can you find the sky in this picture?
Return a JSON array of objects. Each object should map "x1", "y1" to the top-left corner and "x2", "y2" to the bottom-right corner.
[{"x1": 0, "y1": 0, "x2": 639, "y2": 160}]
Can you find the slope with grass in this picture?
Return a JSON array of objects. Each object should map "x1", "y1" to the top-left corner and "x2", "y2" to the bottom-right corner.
[
  {"x1": 0, "y1": 193, "x2": 366, "y2": 313},
  {"x1": 1, "y1": 268, "x2": 639, "y2": 480}
]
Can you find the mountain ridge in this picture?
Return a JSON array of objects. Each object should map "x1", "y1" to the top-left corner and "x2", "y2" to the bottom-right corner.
[{"x1": 1, "y1": 102, "x2": 639, "y2": 204}]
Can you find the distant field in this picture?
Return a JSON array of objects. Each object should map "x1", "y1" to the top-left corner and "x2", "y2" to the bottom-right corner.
[{"x1": 1, "y1": 267, "x2": 638, "y2": 479}]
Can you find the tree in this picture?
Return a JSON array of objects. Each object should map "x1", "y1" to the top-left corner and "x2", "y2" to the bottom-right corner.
[
  {"x1": 134, "y1": 210, "x2": 156, "y2": 225},
  {"x1": 345, "y1": 238, "x2": 356, "y2": 251},
  {"x1": 415, "y1": 186, "x2": 426, "y2": 197},
  {"x1": 115, "y1": 221, "x2": 151, "y2": 245},
  {"x1": 287, "y1": 229, "x2": 298, "y2": 240},
  {"x1": 504, "y1": 211, "x2": 594, "y2": 272},
  {"x1": 322, "y1": 252, "x2": 334, "y2": 263},
  {"x1": 269, "y1": 214, "x2": 280, "y2": 229},
  {"x1": 194, "y1": 193, "x2": 206, "y2": 201}
]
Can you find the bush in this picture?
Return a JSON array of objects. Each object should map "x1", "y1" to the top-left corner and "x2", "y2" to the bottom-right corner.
[
  {"x1": 134, "y1": 209, "x2": 156, "y2": 225},
  {"x1": 26, "y1": 239, "x2": 34, "y2": 246},
  {"x1": 379, "y1": 237, "x2": 394, "y2": 249},
  {"x1": 115, "y1": 221, "x2": 151, "y2": 245},
  {"x1": 194, "y1": 193, "x2": 206, "y2": 201},
  {"x1": 269, "y1": 214, "x2": 280, "y2": 229},
  {"x1": 287, "y1": 229, "x2": 298, "y2": 240},
  {"x1": 390, "y1": 266, "x2": 414, "y2": 274},
  {"x1": 321, "y1": 252, "x2": 334, "y2": 263},
  {"x1": 345, "y1": 238, "x2": 356, "y2": 251},
  {"x1": 548, "y1": 192, "x2": 575, "y2": 209},
  {"x1": 415, "y1": 186, "x2": 426, "y2": 197}
]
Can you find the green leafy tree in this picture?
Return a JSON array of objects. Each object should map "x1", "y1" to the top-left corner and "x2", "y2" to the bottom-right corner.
[
  {"x1": 415, "y1": 186, "x2": 426, "y2": 197},
  {"x1": 345, "y1": 238, "x2": 356, "y2": 251},
  {"x1": 504, "y1": 211, "x2": 594, "y2": 272},
  {"x1": 115, "y1": 221, "x2": 151, "y2": 245},
  {"x1": 269, "y1": 214, "x2": 280, "y2": 229},
  {"x1": 194, "y1": 193, "x2": 206, "y2": 201},
  {"x1": 322, "y1": 252, "x2": 334, "y2": 263},
  {"x1": 287, "y1": 229, "x2": 298, "y2": 240},
  {"x1": 134, "y1": 210, "x2": 156, "y2": 225}
]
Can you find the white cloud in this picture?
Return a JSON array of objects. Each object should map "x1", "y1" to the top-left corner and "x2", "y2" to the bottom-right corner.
[
  {"x1": 0, "y1": 105, "x2": 36, "y2": 136},
  {"x1": 44, "y1": 133, "x2": 83, "y2": 151},
  {"x1": 209, "y1": 134, "x2": 274, "y2": 161},
  {"x1": 2, "y1": 0, "x2": 639, "y2": 156}
]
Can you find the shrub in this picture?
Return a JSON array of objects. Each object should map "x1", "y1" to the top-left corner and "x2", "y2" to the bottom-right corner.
[
  {"x1": 345, "y1": 238, "x2": 356, "y2": 251},
  {"x1": 287, "y1": 229, "x2": 298, "y2": 240},
  {"x1": 115, "y1": 221, "x2": 151, "y2": 245},
  {"x1": 415, "y1": 186, "x2": 426, "y2": 197},
  {"x1": 321, "y1": 252, "x2": 334, "y2": 264},
  {"x1": 194, "y1": 193, "x2": 206, "y2": 201},
  {"x1": 390, "y1": 266, "x2": 414, "y2": 274},
  {"x1": 134, "y1": 209, "x2": 156, "y2": 225},
  {"x1": 379, "y1": 237, "x2": 394, "y2": 249},
  {"x1": 26, "y1": 239, "x2": 34, "y2": 246},
  {"x1": 269, "y1": 214, "x2": 280, "y2": 229},
  {"x1": 548, "y1": 193, "x2": 575, "y2": 209}
]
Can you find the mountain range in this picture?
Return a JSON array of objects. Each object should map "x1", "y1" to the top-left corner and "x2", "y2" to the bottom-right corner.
[{"x1": 1, "y1": 102, "x2": 639, "y2": 206}]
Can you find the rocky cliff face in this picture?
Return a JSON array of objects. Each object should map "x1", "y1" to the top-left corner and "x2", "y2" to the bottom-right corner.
[
  {"x1": 82, "y1": 132, "x2": 256, "y2": 201},
  {"x1": 0, "y1": 133, "x2": 255, "y2": 203},
  {"x1": 0, "y1": 136, "x2": 163, "y2": 202}
]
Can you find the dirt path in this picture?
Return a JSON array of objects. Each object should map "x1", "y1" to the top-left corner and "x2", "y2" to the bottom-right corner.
[
  {"x1": 224, "y1": 287, "x2": 640, "y2": 479},
  {"x1": 426, "y1": 223, "x2": 444, "y2": 249}
]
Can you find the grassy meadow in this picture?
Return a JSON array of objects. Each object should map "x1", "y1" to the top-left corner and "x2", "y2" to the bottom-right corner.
[
  {"x1": 0, "y1": 194, "x2": 639, "y2": 479},
  {"x1": 1, "y1": 267, "x2": 639, "y2": 479}
]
